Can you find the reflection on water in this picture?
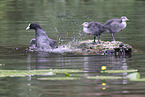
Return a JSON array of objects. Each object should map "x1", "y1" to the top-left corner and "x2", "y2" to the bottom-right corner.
[
  {"x1": 24, "y1": 52, "x2": 144, "y2": 96},
  {"x1": 0, "y1": 47, "x2": 145, "y2": 96},
  {"x1": 0, "y1": 0, "x2": 145, "y2": 97}
]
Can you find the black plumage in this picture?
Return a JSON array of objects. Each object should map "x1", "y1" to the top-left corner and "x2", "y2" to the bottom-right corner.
[{"x1": 26, "y1": 23, "x2": 58, "y2": 50}]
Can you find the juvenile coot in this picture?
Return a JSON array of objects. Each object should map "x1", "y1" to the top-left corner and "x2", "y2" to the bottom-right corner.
[
  {"x1": 82, "y1": 22, "x2": 104, "y2": 44},
  {"x1": 103, "y1": 16, "x2": 129, "y2": 41},
  {"x1": 26, "y1": 23, "x2": 58, "y2": 49},
  {"x1": 30, "y1": 38, "x2": 36, "y2": 48}
]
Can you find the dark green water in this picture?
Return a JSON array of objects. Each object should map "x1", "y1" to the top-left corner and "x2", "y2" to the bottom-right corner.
[{"x1": 0, "y1": 0, "x2": 145, "y2": 97}]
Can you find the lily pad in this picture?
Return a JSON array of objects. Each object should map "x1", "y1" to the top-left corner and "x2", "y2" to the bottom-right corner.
[
  {"x1": 129, "y1": 78, "x2": 145, "y2": 82},
  {"x1": 0, "y1": 69, "x2": 83, "y2": 77},
  {"x1": 102, "y1": 69, "x2": 138, "y2": 73},
  {"x1": 37, "y1": 77, "x2": 80, "y2": 80},
  {"x1": 127, "y1": 72, "x2": 140, "y2": 79},
  {"x1": 87, "y1": 76, "x2": 122, "y2": 80}
]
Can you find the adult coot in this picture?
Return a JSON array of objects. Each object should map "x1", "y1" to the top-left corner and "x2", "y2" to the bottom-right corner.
[
  {"x1": 26, "y1": 23, "x2": 58, "y2": 50},
  {"x1": 82, "y1": 22, "x2": 104, "y2": 44},
  {"x1": 103, "y1": 16, "x2": 129, "y2": 41}
]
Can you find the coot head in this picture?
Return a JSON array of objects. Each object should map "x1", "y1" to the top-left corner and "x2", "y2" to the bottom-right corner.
[
  {"x1": 26, "y1": 23, "x2": 42, "y2": 30},
  {"x1": 121, "y1": 16, "x2": 129, "y2": 22}
]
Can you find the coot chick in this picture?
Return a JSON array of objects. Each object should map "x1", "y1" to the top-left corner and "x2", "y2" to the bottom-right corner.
[
  {"x1": 26, "y1": 23, "x2": 58, "y2": 50},
  {"x1": 30, "y1": 38, "x2": 36, "y2": 48},
  {"x1": 82, "y1": 22, "x2": 104, "y2": 44},
  {"x1": 103, "y1": 16, "x2": 129, "y2": 41}
]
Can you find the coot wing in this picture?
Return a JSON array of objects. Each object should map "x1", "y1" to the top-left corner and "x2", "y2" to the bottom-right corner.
[{"x1": 36, "y1": 29, "x2": 58, "y2": 49}]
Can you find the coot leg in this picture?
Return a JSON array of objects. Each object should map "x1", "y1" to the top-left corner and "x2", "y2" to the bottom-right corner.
[
  {"x1": 93, "y1": 36, "x2": 96, "y2": 43},
  {"x1": 112, "y1": 33, "x2": 115, "y2": 41},
  {"x1": 92, "y1": 36, "x2": 98, "y2": 44},
  {"x1": 98, "y1": 35, "x2": 100, "y2": 44}
]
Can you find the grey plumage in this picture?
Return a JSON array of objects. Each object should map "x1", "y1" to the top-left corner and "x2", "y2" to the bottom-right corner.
[
  {"x1": 26, "y1": 23, "x2": 58, "y2": 50},
  {"x1": 103, "y1": 16, "x2": 129, "y2": 41},
  {"x1": 82, "y1": 21, "x2": 104, "y2": 44}
]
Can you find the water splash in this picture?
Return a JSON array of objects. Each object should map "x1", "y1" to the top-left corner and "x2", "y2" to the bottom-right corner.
[
  {"x1": 51, "y1": 45, "x2": 74, "y2": 53},
  {"x1": 28, "y1": 43, "x2": 76, "y2": 54}
]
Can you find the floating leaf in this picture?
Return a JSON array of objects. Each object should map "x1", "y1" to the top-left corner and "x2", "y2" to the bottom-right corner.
[
  {"x1": 102, "y1": 69, "x2": 138, "y2": 73},
  {"x1": 127, "y1": 72, "x2": 140, "y2": 80},
  {"x1": 37, "y1": 77, "x2": 80, "y2": 80},
  {"x1": 0, "y1": 69, "x2": 83, "y2": 77},
  {"x1": 129, "y1": 78, "x2": 145, "y2": 82},
  {"x1": 64, "y1": 72, "x2": 71, "y2": 77},
  {"x1": 87, "y1": 76, "x2": 122, "y2": 80}
]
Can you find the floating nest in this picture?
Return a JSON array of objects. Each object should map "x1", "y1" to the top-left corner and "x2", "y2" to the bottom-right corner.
[{"x1": 71, "y1": 40, "x2": 132, "y2": 55}]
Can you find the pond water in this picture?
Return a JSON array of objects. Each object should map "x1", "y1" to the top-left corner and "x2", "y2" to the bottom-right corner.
[{"x1": 0, "y1": 0, "x2": 145, "y2": 97}]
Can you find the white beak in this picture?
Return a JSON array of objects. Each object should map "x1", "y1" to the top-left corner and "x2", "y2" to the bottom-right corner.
[
  {"x1": 26, "y1": 26, "x2": 30, "y2": 30},
  {"x1": 26, "y1": 23, "x2": 31, "y2": 30}
]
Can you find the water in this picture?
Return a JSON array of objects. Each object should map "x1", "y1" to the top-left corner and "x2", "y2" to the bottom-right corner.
[{"x1": 0, "y1": 0, "x2": 145, "y2": 97}]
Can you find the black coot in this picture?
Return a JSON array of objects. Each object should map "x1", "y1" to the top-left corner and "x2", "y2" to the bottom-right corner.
[{"x1": 26, "y1": 23, "x2": 58, "y2": 49}]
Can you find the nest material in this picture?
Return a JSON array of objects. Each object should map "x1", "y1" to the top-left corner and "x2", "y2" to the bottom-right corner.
[{"x1": 71, "y1": 40, "x2": 132, "y2": 55}]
